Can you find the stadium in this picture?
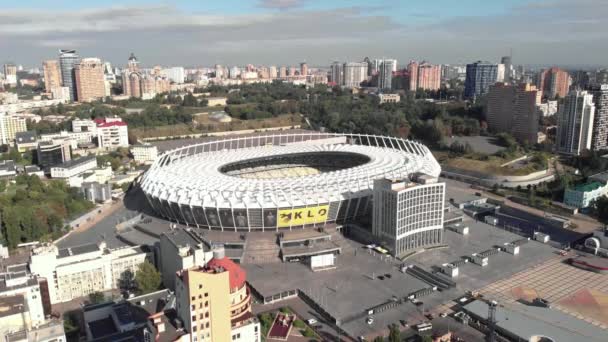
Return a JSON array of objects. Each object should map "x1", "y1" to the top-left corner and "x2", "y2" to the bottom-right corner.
[{"x1": 140, "y1": 132, "x2": 441, "y2": 231}]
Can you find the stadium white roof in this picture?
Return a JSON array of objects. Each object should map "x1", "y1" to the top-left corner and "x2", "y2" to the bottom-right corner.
[{"x1": 141, "y1": 133, "x2": 441, "y2": 209}]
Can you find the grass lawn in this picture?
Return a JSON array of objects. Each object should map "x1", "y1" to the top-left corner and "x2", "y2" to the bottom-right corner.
[
  {"x1": 134, "y1": 114, "x2": 302, "y2": 139},
  {"x1": 444, "y1": 153, "x2": 548, "y2": 176}
]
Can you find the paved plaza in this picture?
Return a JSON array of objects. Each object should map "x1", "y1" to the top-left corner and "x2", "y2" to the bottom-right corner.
[
  {"x1": 477, "y1": 255, "x2": 608, "y2": 329},
  {"x1": 246, "y1": 218, "x2": 560, "y2": 338}
]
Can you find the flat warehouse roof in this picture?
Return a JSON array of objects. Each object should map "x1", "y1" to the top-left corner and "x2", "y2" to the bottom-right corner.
[{"x1": 463, "y1": 300, "x2": 608, "y2": 342}]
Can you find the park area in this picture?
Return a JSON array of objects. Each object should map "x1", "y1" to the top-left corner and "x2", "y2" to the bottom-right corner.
[
  {"x1": 441, "y1": 152, "x2": 550, "y2": 177},
  {"x1": 132, "y1": 113, "x2": 301, "y2": 139}
]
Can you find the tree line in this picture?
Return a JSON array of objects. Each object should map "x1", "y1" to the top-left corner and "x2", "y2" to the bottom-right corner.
[{"x1": 0, "y1": 175, "x2": 95, "y2": 248}]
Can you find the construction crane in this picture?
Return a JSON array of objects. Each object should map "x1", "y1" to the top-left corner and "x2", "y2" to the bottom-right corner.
[{"x1": 486, "y1": 300, "x2": 498, "y2": 342}]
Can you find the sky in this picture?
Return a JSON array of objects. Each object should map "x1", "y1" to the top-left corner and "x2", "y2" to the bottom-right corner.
[{"x1": 0, "y1": 0, "x2": 607, "y2": 68}]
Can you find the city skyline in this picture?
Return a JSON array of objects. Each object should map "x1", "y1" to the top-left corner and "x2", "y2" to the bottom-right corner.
[{"x1": 0, "y1": 0, "x2": 607, "y2": 68}]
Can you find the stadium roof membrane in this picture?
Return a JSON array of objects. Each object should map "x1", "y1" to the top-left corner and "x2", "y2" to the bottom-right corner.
[{"x1": 141, "y1": 133, "x2": 441, "y2": 209}]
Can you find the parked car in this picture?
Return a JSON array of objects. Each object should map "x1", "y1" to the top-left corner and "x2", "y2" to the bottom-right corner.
[
  {"x1": 307, "y1": 318, "x2": 317, "y2": 325},
  {"x1": 366, "y1": 317, "x2": 374, "y2": 325}
]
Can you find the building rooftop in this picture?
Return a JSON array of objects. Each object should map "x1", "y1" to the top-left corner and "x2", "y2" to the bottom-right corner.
[
  {"x1": 0, "y1": 160, "x2": 15, "y2": 172},
  {"x1": 162, "y1": 228, "x2": 209, "y2": 251},
  {"x1": 572, "y1": 181, "x2": 604, "y2": 192},
  {"x1": 53, "y1": 155, "x2": 96, "y2": 170},
  {"x1": 205, "y1": 257, "x2": 247, "y2": 290},
  {"x1": 0, "y1": 295, "x2": 26, "y2": 318},
  {"x1": 589, "y1": 171, "x2": 608, "y2": 184},
  {"x1": 15, "y1": 131, "x2": 37, "y2": 143},
  {"x1": 463, "y1": 300, "x2": 608, "y2": 342},
  {"x1": 57, "y1": 243, "x2": 100, "y2": 259},
  {"x1": 24, "y1": 165, "x2": 41, "y2": 172},
  {"x1": 12, "y1": 320, "x2": 66, "y2": 342},
  {"x1": 85, "y1": 289, "x2": 183, "y2": 342}
]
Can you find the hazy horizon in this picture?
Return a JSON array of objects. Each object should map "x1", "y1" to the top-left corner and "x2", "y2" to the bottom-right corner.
[{"x1": 1, "y1": 0, "x2": 607, "y2": 69}]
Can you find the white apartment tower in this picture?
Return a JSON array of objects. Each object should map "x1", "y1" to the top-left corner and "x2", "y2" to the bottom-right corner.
[
  {"x1": 556, "y1": 90, "x2": 596, "y2": 155},
  {"x1": 342, "y1": 62, "x2": 368, "y2": 88},
  {"x1": 591, "y1": 84, "x2": 608, "y2": 151}
]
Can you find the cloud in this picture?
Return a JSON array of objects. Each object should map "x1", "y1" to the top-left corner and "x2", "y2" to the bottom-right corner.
[
  {"x1": 0, "y1": 1, "x2": 607, "y2": 67},
  {"x1": 257, "y1": 0, "x2": 307, "y2": 10},
  {"x1": 0, "y1": 5, "x2": 277, "y2": 35}
]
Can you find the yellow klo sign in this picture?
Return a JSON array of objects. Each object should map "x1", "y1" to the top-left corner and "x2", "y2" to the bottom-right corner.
[{"x1": 278, "y1": 205, "x2": 329, "y2": 227}]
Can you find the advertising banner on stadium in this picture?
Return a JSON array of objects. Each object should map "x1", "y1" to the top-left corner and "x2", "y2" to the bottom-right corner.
[{"x1": 278, "y1": 205, "x2": 329, "y2": 227}]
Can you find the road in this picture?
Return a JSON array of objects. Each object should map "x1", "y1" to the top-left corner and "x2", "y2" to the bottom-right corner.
[
  {"x1": 443, "y1": 177, "x2": 602, "y2": 233},
  {"x1": 56, "y1": 188, "x2": 149, "y2": 249}
]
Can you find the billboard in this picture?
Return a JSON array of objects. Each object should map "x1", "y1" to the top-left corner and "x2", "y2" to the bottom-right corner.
[{"x1": 277, "y1": 205, "x2": 329, "y2": 228}]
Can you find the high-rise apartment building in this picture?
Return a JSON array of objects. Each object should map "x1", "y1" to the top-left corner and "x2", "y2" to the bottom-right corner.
[
  {"x1": 595, "y1": 69, "x2": 608, "y2": 86},
  {"x1": 378, "y1": 59, "x2": 396, "y2": 90},
  {"x1": 500, "y1": 56, "x2": 512, "y2": 83},
  {"x1": 496, "y1": 64, "x2": 506, "y2": 83},
  {"x1": 464, "y1": 61, "x2": 499, "y2": 99},
  {"x1": 122, "y1": 54, "x2": 170, "y2": 99},
  {"x1": 42, "y1": 60, "x2": 62, "y2": 95},
  {"x1": 175, "y1": 247, "x2": 261, "y2": 342},
  {"x1": 214, "y1": 64, "x2": 224, "y2": 79},
  {"x1": 164, "y1": 66, "x2": 185, "y2": 84},
  {"x1": 591, "y1": 84, "x2": 608, "y2": 151},
  {"x1": 407, "y1": 61, "x2": 419, "y2": 91},
  {"x1": 288, "y1": 66, "x2": 297, "y2": 76},
  {"x1": 0, "y1": 112, "x2": 27, "y2": 145},
  {"x1": 372, "y1": 175, "x2": 445, "y2": 257},
  {"x1": 556, "y1": 90, "x2": 596, "y2": 155},
  {"x1": 342, "y1": 62, "x2": 367, "y2": 88},
  {"x1": 279, "y1": 66, "x2": 287, "y2": 78},
  {"x1": 381, "y1": 59, "x2": 398, "y2": 72},
  {"x1": 300, "y1": 62, "x2": 308, "y2": 76},
  {"x1": 74, "y1": 58, "x2": 106, "y2": 103},
  {"x1": 258, "y1": 66, "x2": 270, "y2": 79},
  {"x1": 269, "y1": 66, "x2": 278, "y2": 79},
  {"x1": 330, "y1": 61, "x2": 342, "y2": 85},
  {"x1": 58, "y1": 49, "x2": 79, "y2": 101},
  {"x1": 363, "y1": 57, "x2": 373, "y2": 76},
  {"x1": 486, "y1": 83, "x2": 540, "y2": 143},
  {"x1": 416, "y1": 62, "x2": 442, "y2": 91},
  {"x1": 3, "y1": 64, "x2": 17, "y2": 86},
  {"x1": 537, "y1": 67, "x2": 571, "y2": 99}
]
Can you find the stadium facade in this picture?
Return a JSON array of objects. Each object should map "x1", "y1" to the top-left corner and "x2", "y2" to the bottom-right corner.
[{"x1": 140, "y1": 133, "x2": 442, "y2": 242}]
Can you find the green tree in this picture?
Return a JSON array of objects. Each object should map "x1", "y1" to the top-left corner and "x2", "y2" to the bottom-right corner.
[
  {"x1": 88, "y1": 291, "x2": 105, "y2": 304},
  {"x1": 293, "y1": 319, "x2": 306, "y2": 329},
  {"x1": 420, "y1": 335, "x2": 433, "y2": 342},
  {"x1": 63, "y1": 311, "x2": 80, "y2": 336},
  {"x1": 301, "y1": 327, "x2": 315, "y2": 337},
  {"x1": 388, "y1": 324, "x2": 401, "y2": 342},
  {"x1": 591, "y1": 196, "x2": 608, "y2": 223},
  {"x1": 135, "y1": 261, "x2": 161, "y2": 295},
  {"x1": 118, "y1": 270, "x2": 137, "y2": 294},
  {"x1": 0, "y1": 180, "x2": 6, "y2": 193},
  {"x1": 373, "y1": 336, "x2": 385, "y2": 342}
]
